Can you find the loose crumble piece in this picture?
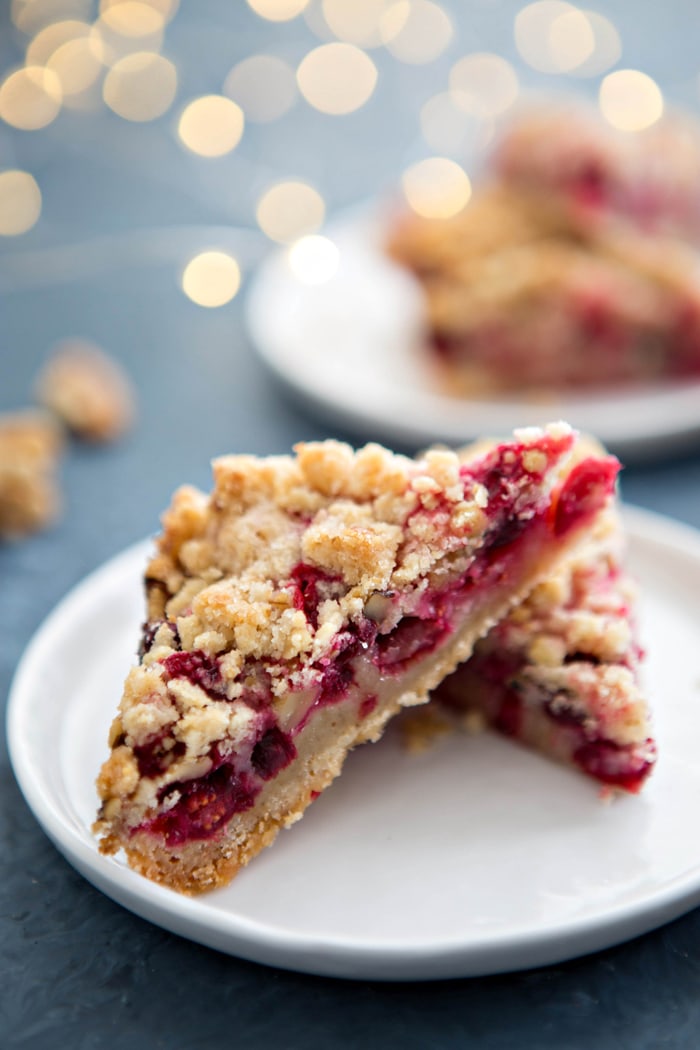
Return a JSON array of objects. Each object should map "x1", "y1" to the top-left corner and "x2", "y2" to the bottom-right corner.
[
  {"x1": 94, "y1": 425, "x2": 620, "y2": 894},
  {"x1": 35, "y1": 339, "x2": 135, "y2": 443},
  {"x1": 0, "y1": 411, "x2": 63, "y2": 539}
]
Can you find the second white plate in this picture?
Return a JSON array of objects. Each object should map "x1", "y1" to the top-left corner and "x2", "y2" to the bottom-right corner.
[
  {"x1": 246, "y1": 216, "x2": 700, "y2": 459},
  {"x1": 7, "y1": 506, "x2": 700, "y2": 980}
]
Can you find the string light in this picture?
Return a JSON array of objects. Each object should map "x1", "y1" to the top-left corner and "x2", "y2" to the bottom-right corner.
[
  {"x1": 297, "y1": 43, "x2": 377, "y2": 115},
  {"x1": 177, "y1": 96, "x2": 244, "y2": 157},
  {"x1": 181, "y1": 250, "x2": 241, "y2": 307},
  {"x1": 381, "y1": 0, "x2": 452, "y2": 65},
  {"x1": 223, "y1": 55, "x2": 297, "y2": 123},
  {"x1": 26, "y1": 20, "x2": 92, "y2": 65},
  {"x1": 0, "y1": 170, "x2": 41, "y2": 235},
  {"x1": 569, "y1": 11, "x2": 621, "y2": 78},
  {"x1": 402, "y1": 157, "x2": 471, "y2": 219},
  {"x1": 0, "y1": 66, "x2": 62, "y2": 131},
  {"x1": 246, "y1": 0, "x2": 309, "y2": 21},
  {"x1": 103, "y1": 51, "x2": 176, "y2": 121},
  {"x1": 256, "y1": 181, "x2": 325, "y2": 242},
  {"x1": 599, "y1": 69, "x2": 663, "y2": 131},
  {"x1": 321, "y1": 0, "x2": 393, "y2": 48},
  {"x1": 449, "y1": 53, "x2": 519, "y2": 118},
  {"x1": 12, "y1": 0, "x2": 92, "y2": 34}
]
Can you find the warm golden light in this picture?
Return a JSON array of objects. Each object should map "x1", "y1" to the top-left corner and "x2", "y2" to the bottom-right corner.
[
  {"x1": 0, "y1": 170, "x2": 41, "y2": 236},
  {"x1": 0, "y1": 66, "x2": 62, "y2": 131},
  {"x1": 177, "y1": 96, "x2": 244, "y2": 157},
  {"x1": 449, "y1": 53, "x2": 519, "y2": 118},
  {"x1": 103, "y1": 51, "x2": 176, "y2": 121},
  {"x1": 181, "y1": 251, "x2": 241, "y2": 307},
  {"x1": 515, "y1": 1, "x2": 575, "y2": 73},
  {"x1": 599, "y1": 69, "x2": 663, "y2": 131},
  {"x1": 100, "y1": 0, "x2": 179, "y2": 21},
  {"x1": 94, "y1": 1, "x2": 165, "y2": 65},
  {"x1": 297, "y1": 43, "x2": 377, "y2": 115},
  {"x1": 26, "y1": 19, "x2": 90, "y2": 65},
  {"x1": 12, "y1": 0, "x2": 92, "y2": 34},
  {"x1": 224, "y1": 54, "x2": 297, "y2": 123},
  {"x1": 47, "y1": 38, "x2": 105, "y2": 98},
  {"x1": 288, "y1": 235, "x2": 339, "y2": 284},
  {"x1": 381, "y1": 0, "x2": 452, "y2": 64},
  {"x1": 420, "y1": 91, "x2": 493, "y2": 156},
  {"x1": 548, "y1": 8, "x2": 595, "y2": 71},
  {"x1": 402, "y1": 157, "x2": 471, "y2": 219},
  {"x1": 570, "y1": 10, "x2": 621, "y2": 77},
  {"x1": 321, "y1": 0, "x2": 393, "y2": 48},
  {"x1": 246, "y1": 0, "x2": 309, "y2": 21},
  {"x1": 101, "y1": 0, "x2": 164, "y2": 36},
  {"x1": 256, "y1": 181, "x2": 325, "y2": 243}
]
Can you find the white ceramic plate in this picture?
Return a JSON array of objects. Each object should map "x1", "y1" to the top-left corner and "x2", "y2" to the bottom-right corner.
[
  {"x1": 7, "y1": 506, "x2": 700, "y2": 981},
  {"x1": 246, "y1": 217, "x2": 700, "y2": 459}
]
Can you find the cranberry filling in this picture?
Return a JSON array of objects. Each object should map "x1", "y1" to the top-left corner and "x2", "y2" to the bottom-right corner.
[
  {"x1": 289, "y1": 563, "x2": 339, "y2": 629},
  {"x1": 163, "y1": 649, "x2": 225, "y2": 699},
  {"x1": 494, "y1": 693, "x2": 523, "y2": 737},
  {"x1": 147, "y1": 765, "x2": 258, "y2": 846},
  {"x1": 133, "y1": 732, "x2": 185, "y2": 778},
  {"x1": 552, "y1": 456, "x2": 619, "y2": 537},
  {"x1": 139, "y1": 619, "x2": 180, "y2": 658},
  {"x1": 574, "y1": 738, "x2": 656, "y2": 792},
  {"x1": 360, "y1": 695, "x2": 378, "y2": 719},
  {"x1": 375, "y1": 615, "x2": 450, "y2": 673},
  {"x1": 251, "y1": 726, "x2": 297, "y2": 780}
]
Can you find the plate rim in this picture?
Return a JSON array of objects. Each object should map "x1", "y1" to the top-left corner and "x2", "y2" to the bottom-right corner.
[
  {"x1": 7, "y1": 504, "x2": 700, "y2": 980},
  {"x1": 245, "y1": 214, "x2": 700, "y2": 460}
]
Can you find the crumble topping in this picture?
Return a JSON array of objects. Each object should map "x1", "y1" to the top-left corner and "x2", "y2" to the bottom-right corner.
[{"x1": 98, "y1": 426, "x2": 585, "y2": 810}]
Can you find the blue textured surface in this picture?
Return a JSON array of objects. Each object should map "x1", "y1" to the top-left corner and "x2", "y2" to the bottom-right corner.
[{"x1": 3, "y1": 2, "x2": 700, "y2": 1046}]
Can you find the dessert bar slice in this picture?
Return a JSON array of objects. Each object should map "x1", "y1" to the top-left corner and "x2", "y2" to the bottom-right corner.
[
  {"x1": 95, "y1": 425, "x2": 618, "y2": 893},
  {"x1": 387, "y1": 185, "x2": 700, "y2": 394},
  {"x1": 430, "y1": 510, "x2": 655, "y2": 792},
  {"x1": 493, "y1": 106, "x2": 700, "y2": 242}
]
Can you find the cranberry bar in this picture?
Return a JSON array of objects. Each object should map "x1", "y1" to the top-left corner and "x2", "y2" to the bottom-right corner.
[
  {"x1": 388, "y1": 185, "x2": 700, "y2": 394},
  {"x1": 95, "y1": 425, "x2": 618, "y2": 893},
  {"x1": 432, "y1": 509, "x2": 655, "y2": 792}
]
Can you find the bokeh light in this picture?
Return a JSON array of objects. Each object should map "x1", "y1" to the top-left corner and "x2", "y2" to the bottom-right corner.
[
  {"x1": 177, "y1": 96, "x2": 244, "y2": 157},
  {"x1": 0, "y1": 170, "x2": 41, "y2": 235},
  {"x1": 420, "y1": 92, "x2": 493, "y2": 156},
  {"x1": 571, "y1": 11, "x2": 621, "y2": 77},
  {"x1": 516, "y1": 1, "x2": 577, "y2": 73},
  {"x1": 297, "y1": 43, "x2": 378, "y2": 115},
  {"x1": 449, "y1": 53, "x2": 519, "y2": 118},
  {"x1": 321, "y1": 0, "x2": 393, "y2": 48},
  {"x1": 181, "y1": 250, "x2": 241, "y2": 307},
  {"x1": 12, "y1": 0, "x2": 93, "y2": 34},
  {"x1": 0, "y1": 66, "x2": 62, "y2": 131},
  {"x1": 548, "y1": 8, "x2": 595, "y2": 71},
  {"x1": 256, "y1": 181, "x2": 325, "y2": 243},
  {"x1": 100, "y1": 1, "x2": 165, "y2": 37},
  {"x1": 246, "y1": 0, "x2": 309, "y2": 21},
  {"x1": 402, "y1": 157, "x2": 471, "y2": 219},
  {"x1": 26, "y1": 19, "x2": 91, "y2": 65},
  {"x1": 223, "y1": 55, "x2": 297, "y2": 123},
  {"x1": 47, "y1": 38, "x2": 105, "y2": 100},
  {"x1": 103, "y1": 51, "x2": 177, "y2": 121},
  {"x1": 381, "y1": 0, "x2": 453, "y2": 65},
  {"x1": 100, "y1": 0, "x2": 180, "y2": 21},
  {"x1": 599, "y1": 69, "x2": 663, "y2": 131},
  {"x1": 288, "y1": 234, "x2": 339, "y2": 284}
]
